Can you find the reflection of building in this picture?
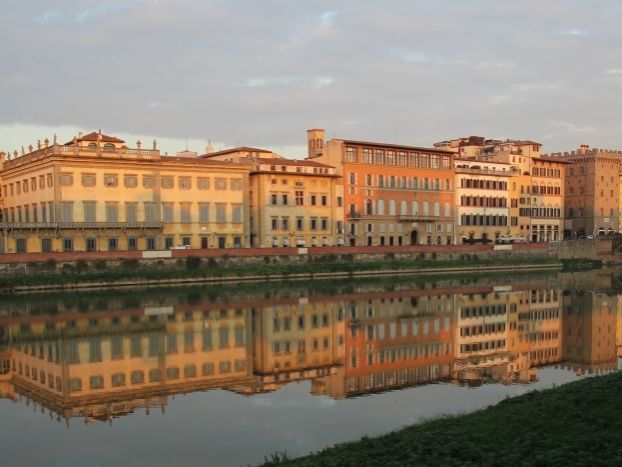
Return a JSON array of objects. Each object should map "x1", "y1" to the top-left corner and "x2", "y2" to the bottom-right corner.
[
  {"x1": 308, "y1": 129, "x2": 456, "y2": 246},
  {"x1": 562, "y1": 290, "x2": 618, "y2": 374},
  {"x1": 252, "y1": 298, "x2": 345, "y2": 393},
  {"x1": 1, "y1": 279, "x2": 616, "y2": 423},
  {"x1": 320, "y1": 290, "x2": 455, "y2": 398}
]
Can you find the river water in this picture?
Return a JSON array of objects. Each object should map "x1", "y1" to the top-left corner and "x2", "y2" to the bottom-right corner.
[{"x1": 1, "y1": 269, "x2": 620, "y2": 466}]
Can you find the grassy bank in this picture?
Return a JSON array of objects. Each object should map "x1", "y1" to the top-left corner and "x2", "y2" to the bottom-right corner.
[
  {"x1": 0, "y1": 254, "x2": 602, "y2": 293},
  {"x1": 263, "y1": 370, "x2": 622, "y2": 467},
  {"x1": 0, "y1": 254, "x2": 576, "y2": 292}
]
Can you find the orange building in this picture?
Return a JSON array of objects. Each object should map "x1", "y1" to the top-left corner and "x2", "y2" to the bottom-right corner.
[{"x1": 307, "y1": 129, "x2": 456, "y2": 246}]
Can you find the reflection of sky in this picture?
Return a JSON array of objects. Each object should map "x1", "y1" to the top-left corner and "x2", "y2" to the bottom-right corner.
[{"x1": 2, "y1": 362, "x2": 617, "y2": 467}]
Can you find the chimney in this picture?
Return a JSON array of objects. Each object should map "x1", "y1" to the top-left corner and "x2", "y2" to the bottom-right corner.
[{"x1": 306, "y1": 128, "x2": 325, "y2": 158}]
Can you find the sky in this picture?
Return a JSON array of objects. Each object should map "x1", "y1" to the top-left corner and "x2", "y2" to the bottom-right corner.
[{"x1": 1, "y1": 0, "x2": 621, "y2": 157}]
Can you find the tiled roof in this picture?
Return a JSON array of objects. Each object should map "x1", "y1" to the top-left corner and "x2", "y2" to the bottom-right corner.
[
  {"x1": 65, "y1": 131, "x2": 125, "y2": 145},
  {"x1": 200, "y1": 147, "x2": 274, "y2": 158},
  {"x1": 256, "y1": 157, "x2": 333, "y2": 168},
  {"x1": 339, "y1": 139, "x2": 453, "y2": 154}
]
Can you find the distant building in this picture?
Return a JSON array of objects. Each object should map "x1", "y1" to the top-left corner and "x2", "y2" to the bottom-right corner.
[{"x1": 545, "y1": 145, "x2": 622, "y2": 238}]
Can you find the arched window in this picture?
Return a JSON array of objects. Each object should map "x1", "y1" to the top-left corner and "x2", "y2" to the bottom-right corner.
[
  {"x1": 377, "y1": 199, "x2": 385, "y2": 215},
  {"x1": 433, "y1": 202, "x2": 440, "y2": 217},
  {"x1": 423, "y1": 201, "x2": 430, "y2": 216},
  {"x1": 388, "y1": 200, "x2": 396, "y2": 215},
  {"x1": 400, "y1": 201, "x2": 408, "y2": 215},
  {"x1": 444, "y1": 202, "x2": 451, "y2": 217},
  {"x1": 103, "y1": 143, "x2": 115, "y2": 150},
  {"x1": 412, "y1": 201, "x2": 419, "y2": 215}
]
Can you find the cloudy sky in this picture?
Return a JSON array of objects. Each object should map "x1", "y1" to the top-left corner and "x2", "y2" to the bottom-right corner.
[{"x1": 1, "y1": 0, "x2": 621, "y2": 157}]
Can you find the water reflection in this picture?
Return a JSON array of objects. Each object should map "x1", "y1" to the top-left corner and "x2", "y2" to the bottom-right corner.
[{"x1": 0, "y1": 275, "x2": 620, "y2": 425}]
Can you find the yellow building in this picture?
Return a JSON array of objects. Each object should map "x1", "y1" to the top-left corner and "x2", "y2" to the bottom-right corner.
[
  {"x1": 201, "y1": 147, "x2": 344, "y2": 247},
  {"x1": 0, "y1": 131, "x2": 251, "y2": 253}
]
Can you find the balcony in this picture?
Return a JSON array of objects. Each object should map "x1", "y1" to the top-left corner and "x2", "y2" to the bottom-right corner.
[
  {"x1": 397, "y1": 215, "x2": 441, "y2": 223},
  {"x1": 347, "y1": 211, "x2": 362, "y2": 220},
  {"x1": 0, "y1": 222, "x2": 164, "y2": 231}
]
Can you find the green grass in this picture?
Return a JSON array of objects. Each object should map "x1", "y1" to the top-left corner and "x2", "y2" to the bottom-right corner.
[{"x1": 263, "y1": 371, "x2": 622, "y2": 467}]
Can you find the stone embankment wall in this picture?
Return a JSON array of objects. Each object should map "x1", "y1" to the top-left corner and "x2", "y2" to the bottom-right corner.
[{"x1": 0, "y1": 243, "x2": 556, "y2": 274}]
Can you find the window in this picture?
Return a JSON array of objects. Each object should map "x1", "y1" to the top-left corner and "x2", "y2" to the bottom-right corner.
[
  {"x1": 310, "y1": 217, "x2": 318, "y2": 230},
  {"x1": 143, "y1": 176, "x2": 155, "y2": 188},
  {"x1": 104, "y1": 174, "x2": 118, "y2": 187},
  {"x1": 321, "y1": 195, "x2": 328, "y2": 206},
  {"x1": 124, "y1": 175, "x2": 137, "y2": 188},
  {"x1": 90, "y1": 375, "x2": 104, "y2": 389},
  {"x1": 144, "y1": 202, "x2": 156, "y2": 222},
  {"x1": 420, "y1": 154, "x2": 429, "y2": 168},
  {"x1": 295, "y1": 191, "x2": 304, "y2": 205},
  {"x1": 346, "y1": 147, "x2": 357, "y2": 162},
  {"x1": 82, "y1": 173, "x2": 96, "y2": 187},
  {"x1": 84, "y1": 202, "x2": 96, "y2": 222},
  {"x1": 216, "y1": 203, "x2": 226, "y2": 223},
  {"x1": 282, "y1": 194, "x2": 288, "y2": 205},
  {"x1": 431, "y1": 155, "x2": 440, "y2": 169},
  {"x1": 126, "y1": 203, "x2": 137, "y2": 222},
  {"x1": 59, "y1": 173, "x2": 73, "y2": 186},
  {"x1": 310, "y1": 195, "x2": 317, "y2": 205},
  {"x1": 182, "y1": 236, "x2": 191, "y2": 247},
  {"x1": 108, "y1": 238, "x2": 118, "y2": 251},
  {"x1": 180, "y1": 203, "x2": 191, "y2": 223},
  {"x1": 161, "y1": 177, "x2": 173, "y2": 188},
  {"x1": 60, "y1": 202, "x2": 73, "y2": 222},
  {"x1": 131, "y1": 371, "x2": 144, "y2": 384},
  {"x1": 215, "y1": 178, "x2": 227, "y2": 190},
  {"x1": 296, "y1": 217, "x2": 304, "y2": 230},
  {"x1": 178, "y1": 177, "x2": 191, "y2": 189},
  {"x1": 41, "y1": 238, "x2": 52, "y2": 253},
  {"x1": 232, "y1": 204, "x2": 242, "y2": 223},
  {"x1": 106, "y1": 203, "x2": 118, "y2": 222},
  {"x1": 128, "y1": 237, "x2": 137, "y2": 250},
  {"x1": 162, "y1": 203, "x2": 174, "y2": 223},
  {"x1": 271, "y1": 194, "x2": 278, "y2": 205},
  {"x1": 199, "y1": 203, "x2": 209, "y2": 223},
  {"x1": 230, "y1": 179, "x2": 242, "y2": 191},
  {"x1": 16, "y1": 238, "x2": 26, "y2": 253},
  {"x1": 198, "y1": 177, "x2": 209, "y2": 189}
]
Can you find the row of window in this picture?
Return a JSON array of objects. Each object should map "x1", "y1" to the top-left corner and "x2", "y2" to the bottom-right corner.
[
  {"x1": 345, "y1": 147, "x2": 452, "y2": 170},
  {"x1": 58, "y1": 173, "x2": 242, "y2": 190},
  {"x1": 532, "y1": 167, "x2": 561, "y2": 178},
  {"x1": 460, "y1": 196, "x2": 508, "y2": 207},
  {"x1": 520, "y1": 185, "x2": 562, "y2": 195},
  {"x1": 460, "y1": 322, "x2": 506, "y2": 337},
  {"x1": 356, "y1": 200, "x2": 452, "y2": 217},
  {"x1": 460, "y1": 179, "x2": 508, "y2": 190},
  {"x1": 270, "y1": 216, "x2": 331, "y2": 231},
  {"x1": 4, "y1": 202, "x2": 242, "y2": 224},
  {"x1": 459, "y1": 340, "x2": 506, "y2": 353},
  {"x1": 270, "y1": 192, "x2": 334, "y2": 206},
  {"x1": 518, "y1": 208, "x2": 562, "y2": 218},
  {"x1": 66, "y1": 361, "x2": 247, "y2": 392},
  {"x1": 349, "y1": 173, "x2": 452, "y2": 191},
  {"x1": 460, "y1": 215, "x2": 509, "y2": 226}
]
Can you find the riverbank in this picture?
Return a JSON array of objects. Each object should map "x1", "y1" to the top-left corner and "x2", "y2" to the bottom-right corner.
[
  {"x1": 263, "y1": 370, "x2": 622, "y2": 466},
  {"x1": 0, "y1": 255, "x2": 598, "y2": 294}
]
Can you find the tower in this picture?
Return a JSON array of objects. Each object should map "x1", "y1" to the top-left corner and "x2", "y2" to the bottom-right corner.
[{"x1": 306, "y1": 128, "x2": 325, "y2": 158}]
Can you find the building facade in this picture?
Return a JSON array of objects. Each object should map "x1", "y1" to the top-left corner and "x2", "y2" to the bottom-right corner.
[
  {"x1": 0, "y1": 132, "x2": 251, "y2": 253},
  {"x1": 547, "y1": 145, "x2": 622, "y2": 238},
  {"x1": 201, "y1": 147, "x2": 344, "y2": 248},
  {"x1": 307, "y1": 129, "x2": 456, "y2": 246}
]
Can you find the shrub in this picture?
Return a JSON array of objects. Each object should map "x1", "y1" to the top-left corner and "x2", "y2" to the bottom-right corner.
[
  {"x1": 76, "y1": 259, "x2": 88, "y2": 273},
  {"x1": 43, "y1": 258, "x2": 57, "y2": 271},
  {"x1": 186, "y1": 256, "x2": 201, "y2": 270},
  {"x1": 341, "y1": 253, "x2": 354, "y2": 262},
  {"x1": 431, "y1": 252, "x2": 438, "y2": 260},
  {"x1": 263, "y1": 256, "x2": 271, "y2": 264},
  {"x1": 121, "y1": 258, "x2": 140, "y2": 270},
  {"x1": 207, "y1": 257, "x2": 218, "y2": 267},
  {"x1": 384, "y1": 252, "x2": 395, "y2": 261},
  {"x1": 93, "y1": 259, "x2": 107, "y2": 270}
]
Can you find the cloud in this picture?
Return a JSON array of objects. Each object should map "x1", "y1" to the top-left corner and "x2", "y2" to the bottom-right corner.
[
  {"x1": 237, "y1": 76, "x2": 334, "y2": 89},
  {"x1": 75, "y1": 2, "x2": 132, "y2": 22},
  {"x1": 604, "y1": 69, "x2": 622, "y2": 75},
  {"x1": 319, "y1": 11, "x2": 337, "y2": 28},
  {"x1": 558, "y1": 29, "x2": 588, "y2": 36},
  {"x1": 33, "y1": 11, "x2": 63, "y2": 24}
]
